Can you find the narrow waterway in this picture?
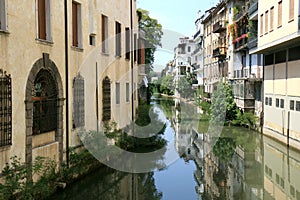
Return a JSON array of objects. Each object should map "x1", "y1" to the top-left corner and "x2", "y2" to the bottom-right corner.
[{"x1": 52, "y1": 97, "x2": 300, "y2": 200}]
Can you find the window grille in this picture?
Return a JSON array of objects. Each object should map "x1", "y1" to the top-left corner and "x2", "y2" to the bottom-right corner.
[
  {"x1": 102, "y1": 77, "x2": 111, "y2": 121},
  {"x1": 73, "y1": 74, "x2": 85, "y2": 128},
  {"x1": 0, "y1": 70, "x2": 12, "y2": 147},
  {"x1": 32, "y1": 69, "x2": 57, "y2": 135}
]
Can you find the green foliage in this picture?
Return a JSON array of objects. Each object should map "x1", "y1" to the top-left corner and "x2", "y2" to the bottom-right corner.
[
  {"x1": 0, "y1": 156, "x2": 58, "y2": 199},
  {"x1": 232, "y1": 109, "x2": 259, "y2": 129},
  {"x1": 210, "y1": 82, "x2": 237, "y2": 124},
  {"x1": 160, "y1": 75, "x2": 174, "y2": 95},
  {"x1": 194, "y1": 86, "x2": 203, "y2": 105},
  {"x1": 213, "y1": 137, "x2": 236, "y2": 161},
  {"x1": 177, "y1": 73, "x2": 194, "y2": 99},
  {"x1": 137, "y1": 8, "x2": 163, "y2": 78}
]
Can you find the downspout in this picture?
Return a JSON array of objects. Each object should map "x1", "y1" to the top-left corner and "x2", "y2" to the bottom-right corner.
[
  {"x1": 130, "y1": 0, "x2": 134, "y2": 122},
  {"x1": 64, "y1": 0, "x2": 70, "y2": 166}
]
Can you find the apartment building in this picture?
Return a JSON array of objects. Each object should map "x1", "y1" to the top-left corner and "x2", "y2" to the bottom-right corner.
[
  {"x1": 174, "y1": 37, "x2": 197, "y2": 96},
  {"x1": 202, "y1": 2, "x2": 228, "y2": 99},
  {"x1": 0, "y1": 0, "x2": 140, "y2": 169},
  {"x1": 191, "y1": 11, "x2": 205, "y2": 89},
  {"x1": 252, "y1": 0, "x2": 300, "y2": 149},
  {"x1": 226, "y1": 0, "x2": 264, "y2": 116}
]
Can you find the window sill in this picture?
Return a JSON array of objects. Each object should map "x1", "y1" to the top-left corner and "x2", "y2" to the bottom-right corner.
[
  {"x1": 288, "y1": 19, "x2": 294, "y2": 23},
  {"x1": 36, "y1": 38, "x2": 54, "y2": 46},
  {"x1": 0, "y1": 29, "x2": 10, "y2": 35},
  {"x1": 115, "y1": 55, "x2": 122, "y2": 59},
  {"x1": 71, "y1": 46, "x2": 84, "y2": 52},
  {"x1": 277, "y1": 25, "x2": 282, "y2": 29},
  {"x1": 0, "y1": 145, "x2": 11, "y2": 152},
  {"x1": 101, "y1": 52, "x2": 110, "y2": 56}
]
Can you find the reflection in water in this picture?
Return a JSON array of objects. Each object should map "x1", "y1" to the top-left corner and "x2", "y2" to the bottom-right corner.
[{"x1": 53, "y1": 97, "x2": 300, "y2": 200}]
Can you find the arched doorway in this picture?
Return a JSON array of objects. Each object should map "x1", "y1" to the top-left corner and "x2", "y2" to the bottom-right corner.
[
  {"x1": 102, "y1": 76, "x2": 111, "y2": 121},
  {"x1": 25, "y1": 53, "x2": 64, "y2": 165}
]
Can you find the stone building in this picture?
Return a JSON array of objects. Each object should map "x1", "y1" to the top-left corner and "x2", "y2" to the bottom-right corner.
[{"x1": 0, "y1": 0, "x2": 140, "y2": 170}]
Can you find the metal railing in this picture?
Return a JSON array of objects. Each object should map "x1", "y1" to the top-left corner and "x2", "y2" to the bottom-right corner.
[{"x1": 248, "y1": 1, "x2": 258, "y2": 16}]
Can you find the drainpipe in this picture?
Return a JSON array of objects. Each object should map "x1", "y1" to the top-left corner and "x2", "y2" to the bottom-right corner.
[
  {"x1": 64, "y1": 0, "x2": 70, "y2": 167},
  {"x1": 130, "y1": 0, "x2": 134, "y2": 122}
]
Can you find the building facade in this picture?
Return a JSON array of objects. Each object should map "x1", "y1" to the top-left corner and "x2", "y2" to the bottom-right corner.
[
  {"x1": 253, "y1": 0, "x2": 300, "y2": 150},
  {"x1": 0, "y1": 0, "x2": 140, "y2": 170}
]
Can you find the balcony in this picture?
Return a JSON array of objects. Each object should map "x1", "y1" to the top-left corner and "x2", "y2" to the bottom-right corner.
[
  {"x1": 194, "y1": 30, "x2": 202, "y2": 40},
  {"x1": 234, "y1": 7, "x2": 248, "y2": 22},
  {"x1": 213, "y1": 47, "x2": 226, "y2": 58},
  {"x1": 234, "y1": 34, "x2": 248, "y2": 52},
  {"x1": 213, "y1": 20, "x2": 227, "y2": 33},
  {"x1": 248, "y1": 0, "x2": 258, "y2": 18}
]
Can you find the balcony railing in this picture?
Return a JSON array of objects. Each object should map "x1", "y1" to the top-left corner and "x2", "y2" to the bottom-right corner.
[
  {"x1": 248, "y1": 1, "x2": 258, "y2": 17},
  {"x1": 213, "y1": 47, "x2": 226, "y2": 58},
  {"x1": 213, "y1": 20, "x2": 227, "y2": 33},
  {"x1": 247, "y1": 38, "x2": 257, "y2": 49},
  {"x1": 234, "y1": 34, "x2": 248, "y2": 51},
  {"x1": 234, "y1": 7, "x2": 248, "y2": 21}
]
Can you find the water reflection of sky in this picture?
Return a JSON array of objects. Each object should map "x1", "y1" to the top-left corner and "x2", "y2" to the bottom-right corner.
[{"x1": 154, "y1": 158, "x2": 198, "y2": 200}]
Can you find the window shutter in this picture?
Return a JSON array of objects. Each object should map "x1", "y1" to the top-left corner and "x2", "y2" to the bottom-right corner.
[
  {"x1": 72, "y1": 2, "x2": 78, "y2": 47},
  {"x1": 38, "y1": 0, "x2": 46, "y2": 39}
]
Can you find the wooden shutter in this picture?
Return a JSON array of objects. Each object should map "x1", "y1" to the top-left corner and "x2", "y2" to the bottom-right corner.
[
  {"x1": 101, "y1": 15, "x2": 105, "y2": 52},
  {"x1": 38, "y1": 0, "x2": 46, "y2": 39},
  {"x1": 289, "y1": 0, "x2": 294, "y2": 20},
  {"x1": 265, "y1": 11, "x2": 268, "y2": 33},
  {"x1": 278, "y1": 1, "x2": 282, "y2": 27},
  {"x1": 72, "y1": 2, "x2": 78, "y2": 47}
]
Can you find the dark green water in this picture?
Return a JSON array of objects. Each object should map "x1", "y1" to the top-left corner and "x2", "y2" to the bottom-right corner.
[{"x1": 51, "y1": 97, "x2": 300, "y2": 200}]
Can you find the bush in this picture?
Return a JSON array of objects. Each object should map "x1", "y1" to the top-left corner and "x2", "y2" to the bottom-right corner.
[{"x1": 232, "y1": 109, "x2": 258, "y2": 129}]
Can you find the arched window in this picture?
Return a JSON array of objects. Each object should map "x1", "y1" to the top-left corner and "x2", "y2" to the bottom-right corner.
[
  {"x1": 32, "y1": 69, "x2": 58, "y2": 134},
  {"x1": 102, "y1": 77, "x2": 111, "y2": 121}
]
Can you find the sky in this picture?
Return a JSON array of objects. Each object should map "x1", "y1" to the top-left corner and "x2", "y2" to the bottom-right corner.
[{"x1": 136, "y1": 0, "x2": 218, "y2": 72}]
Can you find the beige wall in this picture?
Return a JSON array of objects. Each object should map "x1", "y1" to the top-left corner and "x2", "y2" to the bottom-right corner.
[
  {"x1": 258, "y1": 0, "x2": 299, "y2": 47},
  {"x1": 0, "y1": 0, "x2": 139, "y2": 170}
]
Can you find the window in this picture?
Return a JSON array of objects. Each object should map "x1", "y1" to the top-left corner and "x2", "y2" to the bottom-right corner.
[
  {"x1": 270, "y1": 7, "x2": 274, "y2": 31},
  {"x1": 276, "y1": 174, "x2": 280, "y2": 184},
  {"x1": 115, "y1": 21, "x2": 121, "y2": 57},
  {"x1": 265, "y1": 10, "x2": 269, "y2": 33},
  {"x1": 89, "y1": 34, "x2": 95, "y2": 46},
  {"x1": 134, "y1": 33, "x2": 137, "y2": 62},
  {"x1": 280, "y1": 99, "x2": 284, "y2": 108},
  {"x1": 0, "y1": 70, "x2": 12, "y2": 147},
  {"x1": 291, "y1": 186, "x2": 295, "y2": 197},
  {"x1": 289, "y1": 0, "x2": 294, "y2": 21},
  {"x1": 116, "y1": 83, "x2": 120, "y2": 104},
  {"x1": 0, "y1": 0, "x2": 7, "y2": 31},
  {"x1": 278, "y1": 1, "x2": 282, "y2": 27},
  {"x1": 265, "y1": 97, "x2": 269, "y2": 105},
  {"x1": 125, "y1": 27, "x2": 130, "y2": 60},
  {"x1": 73, "y1": 74, "x2": 85, "y2": 128},
  {"x1": 280, "y1": 178, "x2": 284, "y2": 188},
  {"x1": 72, "y1": 1, "x2": 82, "y2": 47},
  {"x1": 101, "y1": 15, "x2": 108, "y2": 53},
  {"x1": 37, "y1": 0, "x2": 51, "y2": 40},
  {"x1": 276, "y1": 98, "x2": 279, "y2": 107},
  {"x1": 290, "y1": 100, "x2": 295, "y2": 110},
  {"x1": 289, "y1": 46, "x2": 300, "y2": 61},
  {"x1": 260, "y1": 14, "x2": 264, "y2": 36},
  {"x1": 296, "y1": 101, "x2": 300, "y2": 111},
  {"x1": 269, "y1": 97, "x2": 272, "y2": 106},
  {"x1": 126, "y1": 82, "x2": 130, "y2": 102},
  {"x1": 32, "y1": 69, "x2": 57, "y2": 135},
  {"x1": 188, "y1": 46, "x2": 191, "y2": 52},
  {"x1": 275, "y1": 50, "x2": 286, "y2": 64},
  {"x1": 102, "y1": 77, "x2": 111, "y2": 121}
]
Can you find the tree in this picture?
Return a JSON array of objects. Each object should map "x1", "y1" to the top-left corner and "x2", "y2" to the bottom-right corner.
[
  {"x1": 160, "y1": 75, "x2": 174, "y2": 95},
  {"x1": 137, "y1": 8, "x2": 163, "y2": 78},
  {"x1": 177, "y1": 73, "x2": 193, "y2": 99}
]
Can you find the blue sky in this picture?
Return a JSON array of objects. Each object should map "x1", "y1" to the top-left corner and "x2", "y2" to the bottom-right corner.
[{"x1": 136, "y1": 0, "x2": 218, "y2": 72}]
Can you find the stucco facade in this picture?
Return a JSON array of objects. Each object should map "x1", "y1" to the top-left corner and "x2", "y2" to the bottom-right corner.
[{"x1": 0, "y1": 0, "x2": 140, "y2": 171}]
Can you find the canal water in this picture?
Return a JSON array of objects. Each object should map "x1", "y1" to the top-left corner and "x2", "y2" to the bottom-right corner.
[{"x1": 52, "y1": 97, "x2": 300, "y2": 200}]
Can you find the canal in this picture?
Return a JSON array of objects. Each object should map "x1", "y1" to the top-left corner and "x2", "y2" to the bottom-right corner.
[{"x1": 52, "y1": 97, "x2": 300, "y2": 200}]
